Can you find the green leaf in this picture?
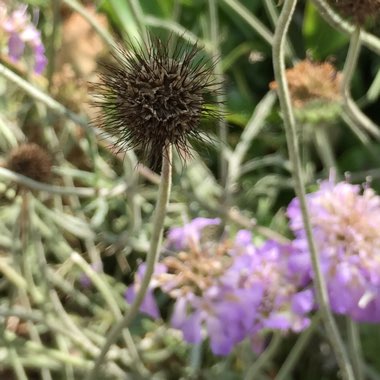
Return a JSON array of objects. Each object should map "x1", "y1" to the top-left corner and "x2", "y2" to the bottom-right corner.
[{"x1": 303, "y1": 1, "x2": 348, "y2": 59}]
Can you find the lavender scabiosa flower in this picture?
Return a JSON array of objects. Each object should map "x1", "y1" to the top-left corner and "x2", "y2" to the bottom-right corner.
[
  {"x1": 0, "y1": 3, "x2": 47, "y2": 74},
  {"x1": 288, "y1": 180, "x2": 380, "y2": 322},
  {"x1": 129, "y1": 219, "x2": 314, "y2": 355},
  {"x1": 92, "y1": 34, "x2": 220, "y2": 168},
  {"x1": 223, "y1": 239, "x2": 313, "y2": 349},
  {"x1": 166, "y1": 217, "x2": 221, "y2": 251}
]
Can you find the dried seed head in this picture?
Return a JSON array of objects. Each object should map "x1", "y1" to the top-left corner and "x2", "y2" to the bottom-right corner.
[
  {"x1": 92, "y1": 35, "x2": 220, "y2": 168},
  {"x1": 7, "y1": 143, "x2": 52, "y2": 183},
  {"x1": 270, "y1": 59, "x2": 342, "y2": 108},
  {"x1": 327, "y1": 0, "x2": 380, "y2": 25}
]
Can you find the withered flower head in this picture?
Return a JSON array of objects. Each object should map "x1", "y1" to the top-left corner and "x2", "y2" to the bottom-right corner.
[
  {"x1": 270, "y1": 59, "x2": 342, "y2": 108},
  {"x1": 92, "y1": 34, "x2": 220, "y2": 168},
  {"x1": 327, "y1": 0, "x2": 380, "y2": 26},
  {"x1": 7, "y1": 143, "x2": 52, "y2": 183}
]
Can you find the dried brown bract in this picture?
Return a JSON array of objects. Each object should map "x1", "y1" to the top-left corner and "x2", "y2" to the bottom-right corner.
[
  {"x1": 270, "y1": 59, "x2": 342, "y2": 108},
  {"x1": 92, "y1": 34, "x2": 221, "y2": 168},
  {"x1": 7, "y1": 143, "x2": 52, "y2": 183}
]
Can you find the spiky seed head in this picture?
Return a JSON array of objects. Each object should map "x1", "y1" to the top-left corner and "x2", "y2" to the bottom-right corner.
[
  {"x1": 92, "y1": 35, "x2": 220, "y2": 168},
  {"x1": 7, "y1": 143, "x2": 52, "y2": 183},
  {"x1": 327, "y1": 0, "x2": 380, "y2": 25}
]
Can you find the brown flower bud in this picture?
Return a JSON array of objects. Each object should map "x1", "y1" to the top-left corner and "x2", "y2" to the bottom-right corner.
[{"x1": 7, "y1": 143, "x2": 52, "y2": 183}]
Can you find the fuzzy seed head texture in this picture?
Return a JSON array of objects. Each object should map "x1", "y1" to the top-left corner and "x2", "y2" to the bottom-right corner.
[
  {"x1": 7, "y1": 143, "x2": 51, "y2": 182},
  {"x1": 270, "y1": 59, "x2": 342, "y2": 108},
  {"x1": 93, "y1": 35, "x2": 220, "y2": 168},
  {"x1": 327, "y1": 0, "x2": 380, "y2": 25}
]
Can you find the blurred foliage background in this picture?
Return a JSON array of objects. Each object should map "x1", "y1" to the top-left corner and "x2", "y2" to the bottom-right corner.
[{"x1": 0, "y1": 0, "x2": 380, "y2": 379}]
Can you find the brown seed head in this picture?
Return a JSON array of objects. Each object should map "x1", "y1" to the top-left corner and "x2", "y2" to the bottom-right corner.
[
  {"x1": 270, "y1": 59, "x2": 342, "y2": 108},
  {"x1": 327, "y1": 0, "x2": 380, "y2": 25},
  {"x1": 92, "y1": 34, "x2": 221, "y2": 168},
  {"x1": 7, "y1": 143, "x2": 52, "y2": 182}
]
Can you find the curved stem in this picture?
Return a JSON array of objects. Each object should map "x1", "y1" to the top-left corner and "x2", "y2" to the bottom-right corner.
[
  {"x1": 244, "y1": 333, "x2": 282, "y2": 380},
  {"x1": 272, "y1": 1, "x2": 354, "y2": 380},
  {"x1": 311, "y1": 0, "x2": 380, "y2": 56},
  {"x1": 342, "y1": 27, "x2": 380, "y2": 139},
  {"x1": 276, "y1": 313, "x2": 320, "y2": 380},
  {"x1": 221, "y1": 0, "x2": 274, "y2": 45},
  {"x1": 86, "y1": 145, "x2": 173, "y2": 379}
]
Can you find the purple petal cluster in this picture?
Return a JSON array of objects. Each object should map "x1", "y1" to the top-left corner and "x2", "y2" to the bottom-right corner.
[
  {"x1": 127, "y1": 218, "x2": 313, "y2": 355},
  {"x1": 0, "y1": 3, "x2": 46, "y2": 74},
  {"x1": 288, "y1": 180, "x2": 380, "y2": 322}
]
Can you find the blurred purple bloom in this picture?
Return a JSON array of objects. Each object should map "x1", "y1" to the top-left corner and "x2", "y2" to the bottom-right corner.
[
  {"x1": 0, "y1": 3, "x2": 46, "y2": 73},
  {"x1": 125, "y1": 263, "x2": 167, "y2": 319},
  {"x1": 288, "y1": 180, "x2": 380, "y2": 322},
  {"x1": 166, "y1": 217, "x2": 221, "y2": 250},
  {"x1": 128, "y1": 220, "x2": 314, "y2": 355},
  {"x1": 224, "y1": 239, "x2": 313, "y2": 336}
]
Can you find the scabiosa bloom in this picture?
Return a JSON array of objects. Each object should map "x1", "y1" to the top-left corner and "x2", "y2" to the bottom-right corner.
[
  {"x1": 0, "y1": 3, "x2": 47, "y2": 74},
  {"x1": 166, "y1": 217, "x2": 221, "y2": 251},
  {"x1": 7, "y1": 143, "x2": 52, "y2": 182},
  {"x1": 222, "y1": 239, "x2": 313, "y2": 352},
  {"x1": 93, "y1": 35, "x2": 220, "y2": 168},
  {"x1": 128, "y1": 219, "x2": 314, "y2": 355},
  {"x1": 288, "y1": 179, "x2": 380, "y2": 322}
]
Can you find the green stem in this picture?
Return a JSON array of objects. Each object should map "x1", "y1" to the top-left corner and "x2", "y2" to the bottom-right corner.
[
  {"x1": 311, "y1": 0, "x2": 380, "y2": 56},
  {"x1": 222, "y1": 0, "x2": 273, "y2": 45},
  {"x1": 208, "y1": 0, "x2": 228, "y2": 187},
  {"x1": 272, "y1": 1, "x2": 354, "y2": 380},
  {"x1": 0, "y1": 63, "x2": 89, "y2": 130},
  {"x1": 127, "y1": 0, "x2": 148, "y2": 44},
  {"x1": 70, "y1": 252, "x2": 146, "y2": 374},
  {"x1": 276, "y1": 314, "x2": 320, "y2": 380},
  {"x1": 86, "y1": 145, "x2": 173, "y2": 379},
  {"x1": 0, "y1": 167, "x2": 126, "y2": 198},
  {"x1": 63, "y1": 0, "x2": 116, "y2": 49},
  {"x1": 314, "y1": 126, "x2": 337, "y2": 172},
  {"x1": 244, "y1": 333, "x2": 282, "y2": 380},
  {"x1": 347, "y1": 318, "x2": 364, "y2": 380},
  {"x1": 342, "y1": 27, "x2": 380, "y2": 139}
]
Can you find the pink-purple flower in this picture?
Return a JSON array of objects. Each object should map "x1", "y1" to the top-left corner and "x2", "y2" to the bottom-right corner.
[
  {"x1": 288, "y1": 179, "x2": 380, "y2": 322},
  {"x1": 0, "y1": 2, "x2": 47, "y2": 74},
  {"x1": 128, "y1": 218, "x2": 314, "y2": 355}
]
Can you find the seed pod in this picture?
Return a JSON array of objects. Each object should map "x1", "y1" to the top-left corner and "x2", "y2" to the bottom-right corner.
[
  {"x1": 7, "y1": 143, "x2": 52, "y2": 183},
  {"x1": 92, "y1": 34, "x2": 221, "y2": 168}
]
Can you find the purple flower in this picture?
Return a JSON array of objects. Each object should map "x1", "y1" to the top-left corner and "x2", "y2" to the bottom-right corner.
[
  {"x1": 288, "y1": 180, "x2": 380, "y2": 322},
  {"x1": 166, "y1": 217, "x2": 221, "y2": 251},
  {"x1": 125, "y1": 263, "x2": 167, "y2": 319},
  {"x1": 224, "y1": 239, "x2": 313, "y2": 336},
  {"x1": 0, "y1": 4, "x2": 46, "y2": 74},
  {"x1": 128, "y1": 220, "x2": 314, "y2": 355}
]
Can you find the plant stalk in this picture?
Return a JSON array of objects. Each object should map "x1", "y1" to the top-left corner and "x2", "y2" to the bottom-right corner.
[
  {"x1": 86, "y1": 145, "x2": 173, "y2": 379},
  {"x1": 272, "y1": 1, "x2": 354, "y2": 379}
]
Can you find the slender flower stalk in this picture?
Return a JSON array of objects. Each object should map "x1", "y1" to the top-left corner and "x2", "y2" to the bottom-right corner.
[
  {"x1": 86, "y1": 145, "x2": 173, "y2": 379},
  {"x1": 272, "y1": 1, "x2": 354, "y2": 380},
  {"x1": 244, "y1": 333, "x2": 282, "y2": 380},
  {"x1": 342, "y1": 27, "x2": 380, "y2": 138}
]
